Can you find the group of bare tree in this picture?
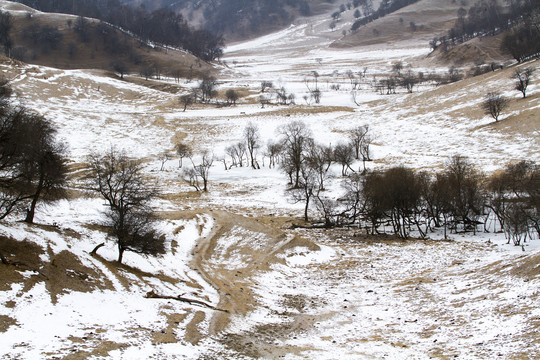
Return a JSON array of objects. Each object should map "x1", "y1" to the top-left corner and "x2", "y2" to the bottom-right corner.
[
  {"x1": 304, "y1": 154, "x2": 539, "y2": 247},
  {"x1": 481, "y1": 67, "x2": 535, "y2": 122},
  {"x1": 177, "y1": 76, "x2": 242, "y2": 110},
  {"x1": 0, "y1": 76, "x2": 167, "y2": 266}
]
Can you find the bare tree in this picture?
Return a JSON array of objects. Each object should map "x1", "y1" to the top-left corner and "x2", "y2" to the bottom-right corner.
[
  {"x1": 226, "y1": 142, "x2": 246, "y2": 168},
  {"x1": 305, "y1": 143, "x2": 333, "y2": 191},
  {"x1": 175, "y1": 142, "x2": 192, "y2": 168},
  {"x1": 198, "y1": 75, "x2": 217, "y2": 103},
  {"x1": 185, "y1": 152, "x2": 213, "y2": 192},
  {"x1": 0, "y1": 105, "x2": 68, "y2": 223},
  {"x1": 179, "y1": 94, "x2": 194, "y2": 112},
  {"x1": 290, "y1": 159, "x2": 327, "y2": 222},
  {"x1": 333, "y1": 142, "x2": 355, "y2": 176},
  {"x1": 400, "y1": 70, "x2": 419, "y2": 93},
  {"x1": 265, "y1": 141, "x2": 282, "y2": 169},
  {"x1": 20, "y1": 115, "x2": 68, "y2": 224},
  {"x1": 261, "y1": 81, "x2": 273, "y2": 93},
  {"x1": 158, "y1": 151, "x2": 172, "y2": 171},
  {"x1": 279, "y1": 121, "x2": 313, "y2": 188},
  {"x1": 310, "y1": 89, "x2": 322, "y2": 104},
  {"x1": 482, "y1": 92, "x2": 509, "y2": 121},
  {"x1": 88, "y1": 148, "x2": 165, "y2": 263},
  {"x1": 244, "y1": 122, "x2": 261, "y2": 169},
  {"x1": 513, "y1": 68, "x2": 534, "y2": 98},
  {"x1": 348, "y1": 125, "x2": 369, "y2": 160},
  {"x1": 111, "y1": 60, "x2": 129, "y2": 79}
]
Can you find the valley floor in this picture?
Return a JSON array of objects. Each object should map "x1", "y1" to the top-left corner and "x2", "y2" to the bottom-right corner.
[{"x1": 1, "y1": 10, "x2": 539, "y2": 359}]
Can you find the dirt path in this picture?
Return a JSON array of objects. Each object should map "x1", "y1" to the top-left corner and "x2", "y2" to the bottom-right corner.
[{"x1": 190, "y1": 211, "x2": 296, "y2": 335}]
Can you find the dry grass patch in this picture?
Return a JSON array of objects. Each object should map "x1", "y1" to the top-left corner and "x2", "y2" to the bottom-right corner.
[
  {"x1": 0, "y1": 315, "x2": 17, "y2": 333},
  {"x1": 259, "y1": 105, "x2": 355, "y2": 117}
]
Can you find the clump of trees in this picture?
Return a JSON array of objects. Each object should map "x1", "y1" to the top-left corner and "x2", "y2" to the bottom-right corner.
[{"x1": 487, "y1": 161, "x2": 540, "y2": 246}]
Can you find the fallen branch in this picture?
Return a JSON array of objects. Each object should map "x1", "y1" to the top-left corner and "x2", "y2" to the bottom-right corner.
[
  {"x1": 0, "y1": 256, "x2": 49, "y2": 280},
  {"x1": 90, "y1": 242, "x2": 105, "y2": 255},
  {"x1": 145, "y1": 291, "x2": 228, "y2": 312}
]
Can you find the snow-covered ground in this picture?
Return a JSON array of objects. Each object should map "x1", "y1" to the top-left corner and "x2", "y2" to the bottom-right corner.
[{"x1": 1, "y1": 4, "x2": 539, "y2": 358}]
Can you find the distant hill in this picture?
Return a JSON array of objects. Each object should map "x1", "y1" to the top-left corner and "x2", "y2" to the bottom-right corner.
[
  {"x1": 0, "y1": 0, "x2": 215, "y2": 78},
  {"x1": 122, "y1": 0, "x2": 338, "y2": 41}
]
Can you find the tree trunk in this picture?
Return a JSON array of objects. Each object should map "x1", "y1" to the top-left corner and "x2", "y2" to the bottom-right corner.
[
  {"x1": 304, "y1": 195, "x2": 310, "y2": 222},
  {"x1": 117, "y1": 245, "x2": 125, "y2": 264},
  {"x1": 25, "y1": 178, "x2": 44, "y2": 224}
]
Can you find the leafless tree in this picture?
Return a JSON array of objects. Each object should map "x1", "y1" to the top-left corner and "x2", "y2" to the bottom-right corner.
[
  {"x1": 0, "y1": 105, "x2": 68, "y2": 223},
  {"x1": 305, "y1": 143, "x2": 333, "y2": 191},
  {"x1": 20, "y1": 114, "x2": 68, "y2": 224},
  {"x1": 392, "y1": 61, "x2": 403, "y2": 76},
  {"x1": 175, "y1": 142, "x2": 192, "y2": 168},
  {"x1": 348, "y1": 125, "x2": 369, "y2": 160},
  {"x1": 158, "y1": 151, "x2": 172, "y2": 171},
  {"x1": 261, "y1": 81, "x2": 273, "y2": 93},
  {"x1": 244, "y1": 122, "x2": 261, "y2": 169},
  {"x1": 111, "y1": 60, "x2": 128, "y2": 79},
  {"x1": 482, "y1": 92, "x2": 509, "y2": 121},
  {"x1": 513, "y1": 68, "x2": 534, "y2": 98},
  {"x1": 310, "y1": 89, "x2": 322, "y2": 104},
  {"x1": 400, "y1": 69, "x2": 419, "y2": 93},
  {"x1": 265, "y1": 141, "x2": 282, "y2": 169},
  {"x1": 278, "y1": 121, "x2": 313, "y2": 188},
  {"x1": 334, "y1": 143, "x2": 355, "y2": 176},
  {"x1": 359, "y1": 135, "x2": 372, "y2": 171},
  {"x1": 225, "y1": 142, "x2": 246, "y2": 168},
  {"x1": 198, "y1": 75, "x2": 217, "y2": 103},
  {"x1": 88, "y1": 148, "x2": 165, "y2": 263},
  {"x1": 290, "y1": 160, "x2": 326, "y2": 222},
  {"x1": 179, "y1": 94, "x2": 194, "y2": 112},
  {"x1": 185, "y1": 152, "x2": 213, "y2": 192}
]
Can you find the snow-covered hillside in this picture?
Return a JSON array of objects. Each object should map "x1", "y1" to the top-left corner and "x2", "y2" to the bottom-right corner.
[{"x1": 1, "y1": 3, "x2": 539, "y2": 359}]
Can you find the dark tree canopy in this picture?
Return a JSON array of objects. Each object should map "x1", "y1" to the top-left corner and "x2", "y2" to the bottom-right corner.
[{"x1": 0, "y1": 80, "x2": 68, "y2": 223}]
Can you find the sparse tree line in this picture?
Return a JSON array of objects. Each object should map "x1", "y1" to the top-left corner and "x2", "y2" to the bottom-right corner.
[
  {"x1": 171, "y1": 119, "x2": 539, "y2": 248},
  {"x1": 176, "y1": 76, "x2": 241, "y2": 111},
  {"x1": 430, "y1": 0, "x2": 540, "y2": 63},
  {"x1": 0, "y1": 77, "x2": 165, "y2": 265}
]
